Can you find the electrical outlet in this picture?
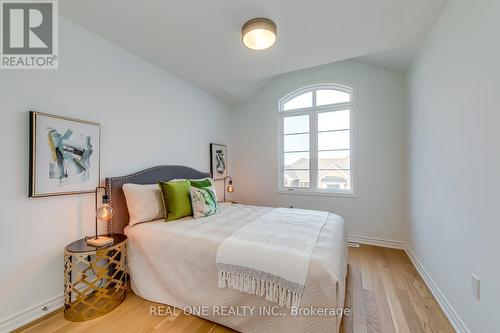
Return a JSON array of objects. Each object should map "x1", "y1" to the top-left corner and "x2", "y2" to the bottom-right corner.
[{"x1": 471, "y1": 274, "x2": 480, "y2": 300}]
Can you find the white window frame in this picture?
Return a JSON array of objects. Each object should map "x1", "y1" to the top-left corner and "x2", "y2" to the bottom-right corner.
[{"x1": 277, "y1": 83, "x2": 356, "y2": 197}]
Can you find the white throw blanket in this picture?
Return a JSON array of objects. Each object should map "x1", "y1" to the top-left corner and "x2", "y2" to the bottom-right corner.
[{"x1": 216, "y1": 207, "x2": 328, "y2": 308}]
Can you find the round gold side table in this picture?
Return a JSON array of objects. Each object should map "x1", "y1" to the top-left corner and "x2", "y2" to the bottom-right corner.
[{"x1": 64, "y1": 234, "x2": 127, "y2": 321}]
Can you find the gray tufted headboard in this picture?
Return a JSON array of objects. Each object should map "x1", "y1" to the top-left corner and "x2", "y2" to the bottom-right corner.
[{"x1": 105, "y1": 165, "x2": 210, "y2": 234}]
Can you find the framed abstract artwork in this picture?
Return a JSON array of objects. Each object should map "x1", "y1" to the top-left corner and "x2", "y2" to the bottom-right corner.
[
  {"x1": 210, "y1": 143, "x2": 227, "y2": 180},
  {"x1": 29, "y1": 111, "x2": 100, "y2": 197}
]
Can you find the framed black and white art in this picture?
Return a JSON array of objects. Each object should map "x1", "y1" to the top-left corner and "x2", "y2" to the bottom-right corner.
[
  {"x1": 210, "y1": 143, "x2": 227, "y2": 180},
  {"x1": 29, "y1": 111, "x2": 100, "y2": 197}
]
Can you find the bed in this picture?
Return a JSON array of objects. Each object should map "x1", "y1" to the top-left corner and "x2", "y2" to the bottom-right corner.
[{"x1": 106, "y1": 165, "x2": 348, "y2": 333}]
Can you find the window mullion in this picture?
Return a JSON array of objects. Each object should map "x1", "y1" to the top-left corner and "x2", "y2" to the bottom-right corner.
[
  {"x1": 310, "y1": 109, "x2": 318, "y2": 190},
  {"x1": 310, "y1": 92, "x2": 318, "y2": 190}
]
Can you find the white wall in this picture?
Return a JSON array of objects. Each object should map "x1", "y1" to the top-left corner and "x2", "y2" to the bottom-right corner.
[
  {"x1": 229, "y1": 60, "x2": 407, "y2": 241},
  {"x1": 0, "y1": 18, "x2": 230, "y2": 326},
  {"x1": 407, "y1": 0, "x2": 500, "y2": 331}
]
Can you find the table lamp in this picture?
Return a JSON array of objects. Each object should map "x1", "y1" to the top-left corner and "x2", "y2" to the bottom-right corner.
[
  {"x1": 86, "y1": 186, "x2": 114, "y2": 247},
  {"x1": 224, "y1": 176, "x2": 234, "y2": 202}
]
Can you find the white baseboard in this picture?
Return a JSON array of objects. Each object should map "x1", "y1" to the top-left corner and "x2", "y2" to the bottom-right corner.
[
  {"x1": 347, "y1": 234, "x2": 406, "y2": 249},
  {"x1": 404, "y1": 245, "x2": 470, "y2": 333},
  {"x1": 0, "y1": 293, "x2": 63, "y2": 333}
]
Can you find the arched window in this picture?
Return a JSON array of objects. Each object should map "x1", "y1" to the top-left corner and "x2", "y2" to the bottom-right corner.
[{"x1": 278, "y1": 84, "x2": 354, "y2": 195}]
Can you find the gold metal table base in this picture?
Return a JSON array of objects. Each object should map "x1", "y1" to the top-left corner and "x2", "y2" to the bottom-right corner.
[{"x1": 64, "y1": 241, "x2": 127, "y2": 321}]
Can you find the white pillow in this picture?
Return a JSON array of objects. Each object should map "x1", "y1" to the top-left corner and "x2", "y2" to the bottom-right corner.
[{"x1": 122, "y1": 183, "x2": 164, "y2": 225}]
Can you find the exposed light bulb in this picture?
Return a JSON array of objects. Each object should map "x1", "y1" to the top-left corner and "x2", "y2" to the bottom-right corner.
[{"x1": 96, "y1": 203, "x2": 114, "y2": 222}]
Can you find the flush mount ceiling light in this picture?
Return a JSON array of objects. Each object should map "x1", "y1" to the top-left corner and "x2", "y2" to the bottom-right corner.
[{"x1": 242, "y1": 18, "x2": 277, "y2": 50}]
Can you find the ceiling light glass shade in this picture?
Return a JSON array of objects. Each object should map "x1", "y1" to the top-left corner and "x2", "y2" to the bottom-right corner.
[{"x1": 242, "y1": 18, "x2": 277, "y2": 50}]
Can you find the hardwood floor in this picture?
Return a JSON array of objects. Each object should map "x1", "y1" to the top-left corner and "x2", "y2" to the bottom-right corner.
[
  {"x1": 339, "y1": 245, "x2": 454, "y2": 333},
  {"x1": 15, "y1": 245, "x2": 454, "y2": 333}
]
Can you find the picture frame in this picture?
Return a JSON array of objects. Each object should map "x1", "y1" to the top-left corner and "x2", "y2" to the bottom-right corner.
[
  {"x1": 210, "y1": 143, "x2": 227, "y2": 180},
  {"x1": 29, "y1": 111, "x2": 101, "y2": 197}
]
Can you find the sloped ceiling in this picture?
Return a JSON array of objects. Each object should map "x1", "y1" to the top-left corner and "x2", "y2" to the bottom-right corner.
[
  {"x1": 354, "y1": 44, "x2": 422, "y2": 73},
  {"x1": 60, "y1": 0, "x2": 446, "y2": 104}
]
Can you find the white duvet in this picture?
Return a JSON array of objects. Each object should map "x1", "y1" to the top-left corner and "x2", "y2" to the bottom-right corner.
[{"x1": 125, "y1": 204, "x2": 347, "y2": 333}]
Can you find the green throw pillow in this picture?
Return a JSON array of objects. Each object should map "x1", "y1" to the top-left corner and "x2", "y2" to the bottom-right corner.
[
  {"x1": 158, "y1": 180, "x2": 193, "y2": 221},
  {"x1": 190, "y1": 178, "x2": 213, "y2": 189}
]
